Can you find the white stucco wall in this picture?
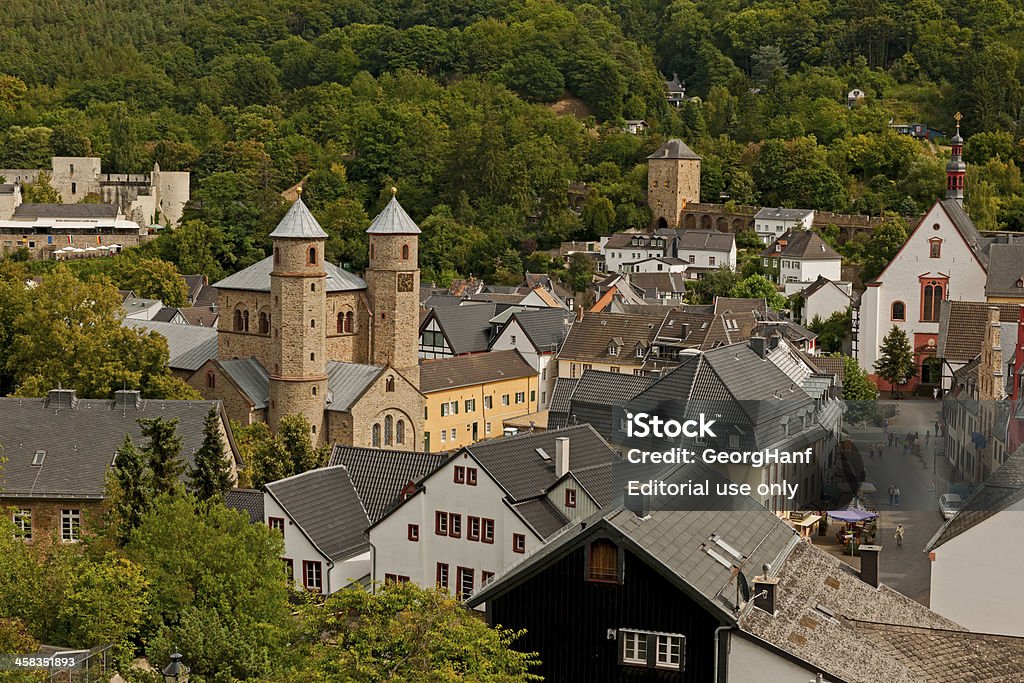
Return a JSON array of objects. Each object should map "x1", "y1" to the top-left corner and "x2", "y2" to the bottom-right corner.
[
  {"x1": 604, "y1": 246, "x2": 664, "y2": 273},
  {"x1": 727, "y1": 632, "x2": 834, "y2": 682},
  {"x1": 930, "y1": 500, "x2": 1024, "y2": 636},
  {"x1": 803, "y1": 282, "x2": 851, "y2": 326},
  {"x1": 490, "y1": 320, "x2": 557, "y2": 409}
]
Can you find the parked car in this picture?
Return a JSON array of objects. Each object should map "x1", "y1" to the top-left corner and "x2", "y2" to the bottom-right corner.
[{"x1": 938, "y1": 493, "x2": 963, "y2": 520}]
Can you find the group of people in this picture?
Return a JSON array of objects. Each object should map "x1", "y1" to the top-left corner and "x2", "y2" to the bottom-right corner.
[{"x1": 887, "y1": 485, "x2": 902, "y2": 506}]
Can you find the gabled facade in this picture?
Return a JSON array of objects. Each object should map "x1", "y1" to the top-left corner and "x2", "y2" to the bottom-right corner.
[
  {"x1": 760, "y1": 231, "x2": 842, "y2": 289},
  {"x1": 673, "y1": 229, "x2": 737, "y2": 270},
  {"x1": 753, "y1": 207, "x2": 814, "y2": 245},
  {"x1": 602, "y1": 233, "x2": 670, "y2": 274},
  {"x1": 489, "y1": 309, "x2": 571, "y2": 410}
]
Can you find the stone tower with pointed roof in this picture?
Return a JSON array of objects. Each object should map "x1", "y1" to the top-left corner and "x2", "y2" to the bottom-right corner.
[
  {"x1": 268, "y1": 195, "x2": 329, "y2": 439},
  {"x1": 647, "y1": 138, "x2": 701, "y2": 229},
  {"x1": 365, "y1": 189, "x2": 421, "y2": 387}
]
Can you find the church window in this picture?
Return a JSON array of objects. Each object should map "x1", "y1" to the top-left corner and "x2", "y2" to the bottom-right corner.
[
  {"x1": 921, "y1": 280, "x2": 945, "y2": 322},
  {"x1": 233, "y1": 310, "x2": 243, "y2": 331},
  {"x1": 345, "y1": 311, "x2": 353, "y2": 333},
  {"x1": 370, "y1": 242, "x2": 375, "y2": 259},
  {"x1": 71, "y1": 182, "x2": 76, "y2": 195},
  {"x1": 310, "y1": 352, "x2": 315, "y2": 361},
  {"x1": 311, "y1": 283, "x2": 316, "y2": 292},
  {"x1": 372, "y1": 424, "x2": 381, "y2": 447},
  {"x1": 242, "y1": 310, "x2": 249, "y2": 332},
  {"x1": 386, "y1": 377, "x2": 395, "y2": 392},
  {"x1": 206, "y1": 371, "x2": 215, "y2": 389},
  {"x1": 308, "y1": 246, "x2": 317, "y2": 265},
  {"x1": 396, "y1": 420, "x2": 405, "y2": 444},
  {"x1": 402, "y1": 244, "x2": 410, "y2": 260},
  {"x1": 929, "y1": 239, "x2": 942, "y2": 258},
  {"x1": 337, "y1": 312, "x2": 344, "y2": 333},
  {"x1": 891, "y1": 301, "x2": 906, "y2": 321},
  {"x1": 259, "y1": 312, "x2": 269, "y2": 335},
  {"x1": 312, "y1": 386, "x2": 317, "y2": 396},
  {"x1": 385, "y1": 416, "x2": 393, "y2": 446},
  {"x1": 311, "y1": 425, "x2": 316, "y2": 434}
]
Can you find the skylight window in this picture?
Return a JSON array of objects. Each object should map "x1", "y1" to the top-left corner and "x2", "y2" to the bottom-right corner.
[{"x1": 32, "y1": 450, "x2": 46, "y2": 466}]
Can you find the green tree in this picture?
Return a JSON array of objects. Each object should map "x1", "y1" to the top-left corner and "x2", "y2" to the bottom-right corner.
[
  {"x1": 277, "y1": 413, "x2": 326, "y2": 477},
  {"x1": 107, "y1": 435, "x2": 152, "y2": 545},
  {"x1": 189, "y1": 406, "x2": 233, "y2": 499},
  {"x1": 861, "y1": 218, "x2": 908, "y2": 282},
  {"x1": 115, "y1": 257, "x2": 189, "y2": 307},
  {"x1": 139, "y1": 417, "x2": 184, "y2": 495},
  {"x1": 20, "y1": 172, "x2": 61, "y2": 203},
  {"x1": 566, "y1": 253, "x2": 595, "y2": 292},
  {"x1": 581, "y1": 192, "x2": 615, "y2": 236},
  {"x1": 691, "y1": 266, "x2": 740, "y2": 304},
  {"x1": 874, "y1": 325, "x2": 915, "y2": 395},
  {"x1": 841, "y1": 354, "x2": 881, "y2": 425},
  {"x1": 500, "y1": 53, "x2": 565, "y2": 102},
  {"x1": 807, "y1": 309, "x2": 850, "y2": 354},
  {"x1": 156, "y1": 220, "x2": 226, "y2": 280},
  {"x1": 294, "y1": 581, "x2": 540, "y2": 681},
  {"x1": 731, "y1": 273, "x2": 786, "y2": 309}
]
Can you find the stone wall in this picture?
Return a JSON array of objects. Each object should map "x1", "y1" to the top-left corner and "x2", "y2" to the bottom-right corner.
[
  {"x1": 366, "y1": 233, "x2": 421, "y2": 387},
  {"x1": 187, "y1": 360, "x2": 262, "y2": 426},
  {"x1": 647, "y1": 157, "x2": 700, "y2": 228},
  {"x1": 677, "y1": 202, "x2": 906, "y2": 240},
  {"x1": 217, "y1": 290, "x2": 274, "y2": 365},
  {"x1": 0, "y1": 499, "x2": 104, "y2": 543},
  {"x1": 0, "y1": 229, "x2": 146, "y2": 259},
  {"x1": 346, "y1": 368, "x2": 424, "y2": 450}
]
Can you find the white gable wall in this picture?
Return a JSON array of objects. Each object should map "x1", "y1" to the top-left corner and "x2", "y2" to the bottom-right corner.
[{"x1": 490, "y1": 319, "x2": 556, "y2": 408}]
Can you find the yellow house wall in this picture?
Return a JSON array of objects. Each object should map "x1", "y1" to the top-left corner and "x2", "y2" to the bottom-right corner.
[{"x1": 423, "y1": 375, "x2": 539, "y2": 452}]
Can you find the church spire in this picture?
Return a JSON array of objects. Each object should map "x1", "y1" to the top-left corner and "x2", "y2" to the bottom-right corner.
[{"x1": 946, "y1": 112, "x2": 966, "y2": 204}]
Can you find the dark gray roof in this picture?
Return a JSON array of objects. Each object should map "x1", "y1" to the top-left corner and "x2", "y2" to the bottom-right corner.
[
  {"x1": 761, "y1": 231, "x2": 841, "y2": 260},
  {"x1": 212, "y1": 256, "x2": 365, "y2": 293},
  {"x1": 13, "y1": 203, "x2": 119, "y2": 219},
  {"x1": 513, "y1": 498, "x2": 570, "y2": 538},
  {"x1": 927, "y1": 450, "x2": 1024, "y2": 552},
  {"x1": 220, "y1": 359, "x2": 270, "y2": 409},
  {"x1": 420, "y1": 350, "x2": 535, "y2": 394},
  {"x1": 193, "y1": 284, "x2": 218, "y2": 307},
  {"x1": 268, "y1": 197, "x2": 328, "y2": 239},
  {"x1": 547, "y1": 377, "x2": 579, "y2": 423},
  {"x1": 984, "y1": 242, "x2": 1024, "y2": 297},
  {"x1": 674, "y1": 230, "x2": 735, "y2": 252},
  {"x1": 123, "y1": 318, "x2": 218, "y2": 371},
  {"x1": 559, "y1": 369, "x2": 657, "y2": 437},
  {"x1": 329, "y1": 446, "x2": 445, "y2": 522},
  {"x1": 647, "y1": 139, "x2": 701, "y2": 161},
  {"x1": 0, "y1": 391, "x2": 232, "y2": 499},
  {"x1": 182, "y1": 275, "x2": 207, "y2": 302},
  {"x1": 422, "y1": 304, "x2": 497, "y2": 355},
  {"x1": 152, "y1": 307, "x2": 182, "y2": 323},
  {"x1": 939, "y1": 199, "x2": 989, "y2": 268},
  {"x1": 501, "y1": 309, "x2": 571, "y2": 353},
  {"x1": 465, "y1": 424, "x2": 619, "y2": 505},
  {"x1": 225, "y1": 488, "x2": 265, "y2": 523},
  {"x1": 265, "y1": 466, "x2": 369, "y2": 562},
  {"x1": 326, "y1": 362, "x2": 384, "y2": 412},
  {"x1": 754, "y1": 207, "x2": 814, "y2": 221},
  {"x1": 366, "y1": 195, "x2": 421, "y2": 234}
]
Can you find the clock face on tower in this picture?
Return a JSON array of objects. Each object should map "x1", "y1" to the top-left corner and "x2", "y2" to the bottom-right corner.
[{"x1": 397, "y1": 273, "x2": 414, "y2": 292}]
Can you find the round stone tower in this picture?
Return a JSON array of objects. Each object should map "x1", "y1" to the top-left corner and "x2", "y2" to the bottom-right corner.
[
  {"x1": 365, "y1": 188, "x2": 421, "y2": 388},
  {"x1": 268, "y1": 192, "x2": 329, "y2": 441}
]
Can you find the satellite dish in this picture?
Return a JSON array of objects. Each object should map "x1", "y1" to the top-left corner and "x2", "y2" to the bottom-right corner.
[{"x1": 738, "y1": 571, "x2": 751, "y2": 603}]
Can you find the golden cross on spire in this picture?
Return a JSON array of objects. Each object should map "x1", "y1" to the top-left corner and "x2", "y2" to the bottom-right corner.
[{"x1": 954, "y1": 111, "x2": 963, "y2": 123}]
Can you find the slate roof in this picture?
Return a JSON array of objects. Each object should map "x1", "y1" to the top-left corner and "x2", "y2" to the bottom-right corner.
[
  {"x1": 225, "y1": 488, "x2": 265, "y2": 523},
  {"x1": 423, "y1": 303, "x2": 497, "y2": 355},
  {"x1": 603, "y1": 233, "x2": 668, "y2": 250},
  {"x1": 123, "y1": 318, "x2": 218, "y2": 372},
  {"x1": 627, "y1": 272, "x2": 687, "y2": 295},
  {"x1": 192, "y1": 284, "x2": 218, "y2": 307},
  {"x1": 464, "y1": 424, "x2": 620, "y2": 508},
  {"x1": 182, "y1": 274, "x2": 206, "y2": 301},
  {"x1": 926, "y1": 449, "x2": 1024, "y2": 552},
  {"x1": 152, "y1": 307, "x2": 182, "y2": 323},
  {"x1": 939, "y1": 199, "x2": 989, "y2": 268},
  {"x1": 13, "y1": 203, "x2": 119, "y2": 219},
  {"x1": 366, "y1": 195, "x2": 421, "y2": 234},
  {"x1": 761, "y1": 231, "x2": 841, "y2": 260},
  {"x1": 754, "y1": 207, "x2": 814, "y2": 221},
  {"x1": 329, "y1": 445, "x2": 445, "y2": 522},
  {"x1": 420, "y1": 350, "x2": 535, "y2": 394},
  {"x1": 513, "y1": 498, "x2": 570, "y2": 538},
  {"x1": 265, "y1": 466, "x2": 369, "y2": 562},
  {"x1": 0, "y1": 391, "x2": 233, "y2": 499},
  {"x1": 801, "y1": 275, "x2": 851, "y2": 300},
  {"x1": 984, "y1": 242, "x2": 1024, "y2": 297},
  {"x1": 558, "y1": 311, "x2": 666, "y2": 364},
  {"x1": 554, "y1": 369, "x2": 658, "y2": 433},
  {"x1": 268, "y1": 197, "x2": 329, "y2": 239},
  {"x1": 548, "y1": 377, "x2": 579, "y2": 416},
  {"x1": 212, "y1": 256, "x2": 365, "y2": 293},
  {"x1": 219, "y1": 359, "x2": 270, "y2": 409},
  {"x1": 806, "y1": 355, "x2": 845, "y2": 387},
  {"x1": 178, "y1": 306, "x2": 219, "y2": 327},
  {"x1": 326, "y1": 362, "x2": 384, "y2": 412},
  {"x1": 674, "y1": 230, "x2": 735, "y2": 252},
  {"x1": 647, "y1": 138, "x2": 701, "y2": 161},
  {"x1": 501, "y1": 309, "x2": 571, "y2": 353},
  {"x1": 936, "y1": 301, "x2": 1020, "y2": 363},
  {"x1": 714, "y1": 297, "x2": 769, "y2": 317}
]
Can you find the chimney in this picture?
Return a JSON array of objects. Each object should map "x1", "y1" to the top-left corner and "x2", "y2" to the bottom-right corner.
[
  {"x1": 625, "y1": 485, "x2": 650, "y2": 518},
  {"x1": 46, "y1": 388, "x2": 78, "y2": 410},
  {"x1": 750, "y1": 336, "x2": 768, "y2": 359},
  {"x1": 113, "y1": 389, "x2": 142, "y2": 410},
  {"x1": 753, "y1": 576, "x2": 778, "y2": 615},
  {"x1": 555, "y1": 437, "x2": 570, "y2": 478},
  {"x1": 859, "y1": 544, "x2": 882, "y2": 588}
]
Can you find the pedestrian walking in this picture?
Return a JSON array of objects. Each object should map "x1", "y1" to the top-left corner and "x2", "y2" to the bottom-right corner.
[
  {"x1": 933, "y1": 386, "x2": 940, "y2": 400},
  {"x1": 894, "y1": 487, "x2": 901, "y2": 507},
  {"x1": 925, "y1": 432, "x2": 930, "y2": 446},
  {"x1": 888, "y1": 485, "x2": 895, "y2": 505},
  {"x1": 877, "y1": 442, "x2": 884, "y2": 458},
  {"x1": 895, "y1": 524, "x2": 905, "y2": 546}
]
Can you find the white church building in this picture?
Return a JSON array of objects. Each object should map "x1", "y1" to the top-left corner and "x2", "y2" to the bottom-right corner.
[{"x1": 857, "y1": 119, "x2": 990, "y2": 393}]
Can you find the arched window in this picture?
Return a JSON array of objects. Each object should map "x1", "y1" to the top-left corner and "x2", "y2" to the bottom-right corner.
[
  {"x1": 310, "y1": 318, "x2": 316, "y2": 328},
  {"x1": 206, "y1": 370, "x2": 215, "y2": 389},
  {"x1": 311, "y1": 283, "x2": 316, "y2": 292},
  {"x1": 345, "y1": 311, "x2": 353, "y2": 333},
  {"x1": 402, "y1": 244, "x2": 410, "y2": 260},
  {"x1": 929, "y1": 239, "x2": 942, "y2": 258},
  {"x1": 386, "y1": 376, "x2": 395, "y2": 392},
  {"x1": 233, "y1": 310, "x2": 243, "y2": 331},
  {"x1": 372, "y1": 424, "x2": 381, "y2": 447},
  {"x1": 242, "y1": 310, "x2": 250, "y2": 332},
  {"x1": 337, "y1": 312, "x2": 344, "y2": 334},
  {"x1": 370, "y1": 242, "x2": 375, "y2": 259},
  {"x1": 384, "y1": 415, "x2": 393, "y2": 446},
  {"x1": 312, "y1": 386, "x2": 317, "y2": 396},
  {"x1": 274, "y1": 247, "x2": 281, "y2": 265},
  {"x1": 891, "y1": 301, "x2": 906, "y2": 321},
  {"x1": 259, "y1": 312, "x2": 269, "y2": 335},
  {"x1": 308, "y1": 246, "x2": 317, "y2": 265},
  {"x1": 922, "y1": 280, "x2": 944, "y2": 322},
  {"x1": 396, "y1": 419, "x2": 405, "y2": 445}
]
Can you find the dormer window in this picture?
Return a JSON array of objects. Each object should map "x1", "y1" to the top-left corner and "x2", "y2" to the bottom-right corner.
[
  {"x1": 587, "y1": 539, "x2": 620, "y2": 582},
  {"x1": 1017, "y1": 278, "x2": 1024, "y2": 288},
  {"x1": 608, "y1": 343, "x2": 619, "y2": 356},
  {"x1": 635, "y1": 346, "x2": 644, "y2": 359}
]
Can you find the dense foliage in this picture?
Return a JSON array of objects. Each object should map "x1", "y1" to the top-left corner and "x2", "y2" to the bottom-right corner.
[{"x1": 4, "y1": 0, "x2": 1024, "y2": 283}]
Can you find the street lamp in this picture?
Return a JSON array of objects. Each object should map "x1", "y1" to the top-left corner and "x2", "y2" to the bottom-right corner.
[{"x1": 163, "y1": 653, "x2": 189, "y2": 683}]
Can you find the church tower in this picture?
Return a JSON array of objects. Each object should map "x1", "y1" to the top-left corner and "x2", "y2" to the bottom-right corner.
[
  {"x1": 268, "y1": 192, "x2": 328, "y2": 441},
  {"x1": 647, "y1": 138, "x2": 701, "y2": 229},
  {"x1": 946, "y1": 112, "x2": 966, "y2": 204},
  {"x1": 365, "y1": 188, "x2": 421, "y2": 388}
]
